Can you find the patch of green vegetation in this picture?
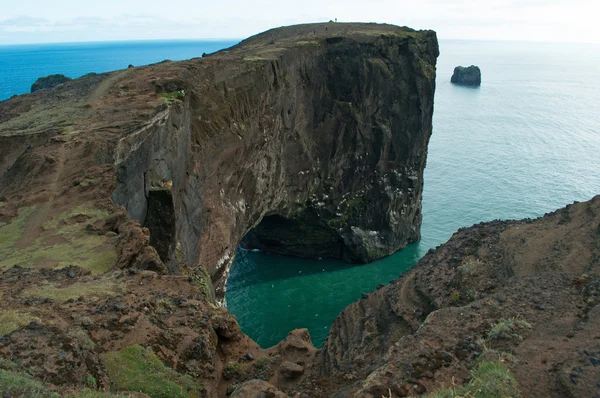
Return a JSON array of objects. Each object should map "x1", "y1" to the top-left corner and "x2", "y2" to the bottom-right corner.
[
  {"x1": 0, "y1": 310, "x2": 39, "y2": 337},
  {"x1": 487, "y1": 318, "x2": 533, "y2": 341},
  {"x1": 448, "y1": 290, "x2": 461, "y2": 305},
  {"x1": 222, "y1": 362, "x2": 250, "y2": 380},
  {"x1": 0, "y1": 368, "x2": 59, "y2": 398},
  {"x1": 42, "y1": 205, "x2": 109, "y2": 230},
  {"x1": 86, "y1": 375, "x2": 97, "y2": 389},
  {"x1": 154, "y1": 297, "x2": 174, "y2": 313},
  {"x1": 422, "y1": 360, "x2": 519, "y2": 398},
  {"x1": 191, "y1": 267, "x2": 215, "y2": 303},
  {"x1": 0, "y1": 206, "x2": 116, "y2": 274},
  {"x1": 465, "y1": 289, "x2": 477, "y2": 302},
  {"x1": 158, "y1": 90, "x2": 185, "y2": 103},
  {"x1": 0, "y1": 206, "x2": 35, "y2": 256},
  {"x1": 22, "y1": 278, "x2": 124, "y2": 302},
  {"x1": 102, "y1": 345, "x2": 201, "y2": 398}
]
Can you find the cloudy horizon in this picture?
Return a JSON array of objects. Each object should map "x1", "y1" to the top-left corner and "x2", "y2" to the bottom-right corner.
[{"x1": 1, "y1": 0, "x2": 599, "y2": 45}]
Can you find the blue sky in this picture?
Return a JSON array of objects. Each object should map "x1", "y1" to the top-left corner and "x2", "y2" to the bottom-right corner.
[{"x1": 1, "y1": 0, "x2": 598, "y2": 44}]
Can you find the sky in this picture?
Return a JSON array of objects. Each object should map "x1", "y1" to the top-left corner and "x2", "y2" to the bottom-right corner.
[{"x1": 0, "y1": 0, "x2": 598, "y2": 45}]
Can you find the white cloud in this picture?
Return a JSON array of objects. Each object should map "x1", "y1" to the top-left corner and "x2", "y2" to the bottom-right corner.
[{"x1": 0, "y1": 0, "x2": 599, "y2": 44}]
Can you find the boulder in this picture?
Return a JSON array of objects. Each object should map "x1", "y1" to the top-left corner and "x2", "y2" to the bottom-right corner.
[{"x1": 279, "y1": 361, "x2": 304, "y2": 378}]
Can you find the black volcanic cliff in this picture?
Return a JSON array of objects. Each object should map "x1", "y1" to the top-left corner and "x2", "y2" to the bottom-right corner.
[{"x1": 109, "y1": 24, "x2": 439, "y2": 296}]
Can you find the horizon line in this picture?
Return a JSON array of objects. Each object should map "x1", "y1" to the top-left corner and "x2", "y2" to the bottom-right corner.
[{"x1": 1, "y1": 36, "x2": 599, "y2": 47}]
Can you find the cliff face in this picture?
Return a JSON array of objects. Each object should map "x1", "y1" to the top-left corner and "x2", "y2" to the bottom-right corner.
[{"x1": 109, "y1": 24, "x2": 439, "y2": 296}]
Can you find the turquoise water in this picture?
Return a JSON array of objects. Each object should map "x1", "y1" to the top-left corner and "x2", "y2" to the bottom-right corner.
[
  {"x1": 0, "y1": 40, "x2": 238, "y2": 101},
  {"x1": 226, "y1": 40, "x2": 600, "y2": 348}
]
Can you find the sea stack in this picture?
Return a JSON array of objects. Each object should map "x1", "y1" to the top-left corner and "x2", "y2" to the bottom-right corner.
[{"x1": 451, "y1": 65, "x2": 481, "y2": 86}]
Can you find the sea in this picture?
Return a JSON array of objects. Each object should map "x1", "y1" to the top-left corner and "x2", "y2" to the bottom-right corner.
[{"x1": 2, "y1": 38, "x2": 599, "y2": 349}]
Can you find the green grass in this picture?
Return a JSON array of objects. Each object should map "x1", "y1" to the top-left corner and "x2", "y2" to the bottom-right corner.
[
  {"x1": 448, "y1": 290, "x2": 461, "y2": 304},
  {"x1": 0, "y1": 369, "x2": 59, "y2": 397},
  {"x1": 158, "y1": 91, "x2": 185, "y2": 102},
  {"x1": 422, "y1": 360, "x2": 519, "y2": 398},
  {"x1": 0, "y1": 310, "x2": 39, "y2": 337},
  {"x1": 0, "y1": 206, "x2": 35, "y2": 258},
  {"x1": 487, "y1": 318, "x2": 533, "y2": 341},
  {"x1": 0, "y1": 206, "x2": 116, "y2": 274},
  {"x1": 102, "y1": 345, "x2": 201, "y2": 398}
]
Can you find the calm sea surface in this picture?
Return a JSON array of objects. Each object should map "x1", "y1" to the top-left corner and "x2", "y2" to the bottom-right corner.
[
  {"x1": 0, "y1": 40, "x2": 238, "y2": 101},
  {"x1": 2, "y1": 39, "x2": 599, "y2": 348}
]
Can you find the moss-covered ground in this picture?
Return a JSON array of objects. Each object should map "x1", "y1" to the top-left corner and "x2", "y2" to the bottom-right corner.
[
  {"x1": 102, "y1": 345, "x2": 202, "y2": 398},
  {"x1": 0, "y1": 205, "x2": 116, "y2": 274}
]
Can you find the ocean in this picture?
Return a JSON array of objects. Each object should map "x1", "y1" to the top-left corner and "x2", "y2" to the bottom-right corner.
[
  {"x1": 2, "y1": 38, "x2": 599, "y2": 349},
  {"x1": 0, "y1": 40, "x2": 238, "y2": 101}
]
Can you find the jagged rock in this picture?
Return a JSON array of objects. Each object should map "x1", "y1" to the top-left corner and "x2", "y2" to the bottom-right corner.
[
  {"x1": 30, "y1": 74, "x2": 72, "y2": 92},
  {"x1": 451, "y1": 65, "x2": 481, "y2": 86},
  {"x1": 211, "y1": 308, "x2": 243, "y2": 341}
]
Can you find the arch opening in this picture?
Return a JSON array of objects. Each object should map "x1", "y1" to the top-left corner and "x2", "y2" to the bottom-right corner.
[{"x1": 240, "y1": 212, "x2": 346, "y2": 260}]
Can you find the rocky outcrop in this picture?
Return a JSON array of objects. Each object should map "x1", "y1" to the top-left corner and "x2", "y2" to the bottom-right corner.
[
  {"x1": 308, "y1": 195, "x2": 600, "y2": 397},
  {"x1": 30, "y1": 74, "x2": 72, "y2": 92},
  {"x1": 451, "y1": 65, "x2": 481, "y2": 86}
]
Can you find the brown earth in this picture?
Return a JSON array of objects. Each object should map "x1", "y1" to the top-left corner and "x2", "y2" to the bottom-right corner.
[{"x1": 0, "y1": 20, "x2": 598, "y2": 398}]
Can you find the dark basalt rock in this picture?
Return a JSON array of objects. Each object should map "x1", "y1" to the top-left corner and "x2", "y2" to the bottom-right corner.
[
  {"x1": 30, "y1": 74, "x2": 72, "y2": 92},
  {"x1": 451, "y1": 65, "x2": 481, "y2": 86}
]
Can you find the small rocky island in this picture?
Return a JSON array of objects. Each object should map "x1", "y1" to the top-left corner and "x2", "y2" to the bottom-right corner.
[{"x1": 451, "y1": 65, "x2": 481, "y2": 86}]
